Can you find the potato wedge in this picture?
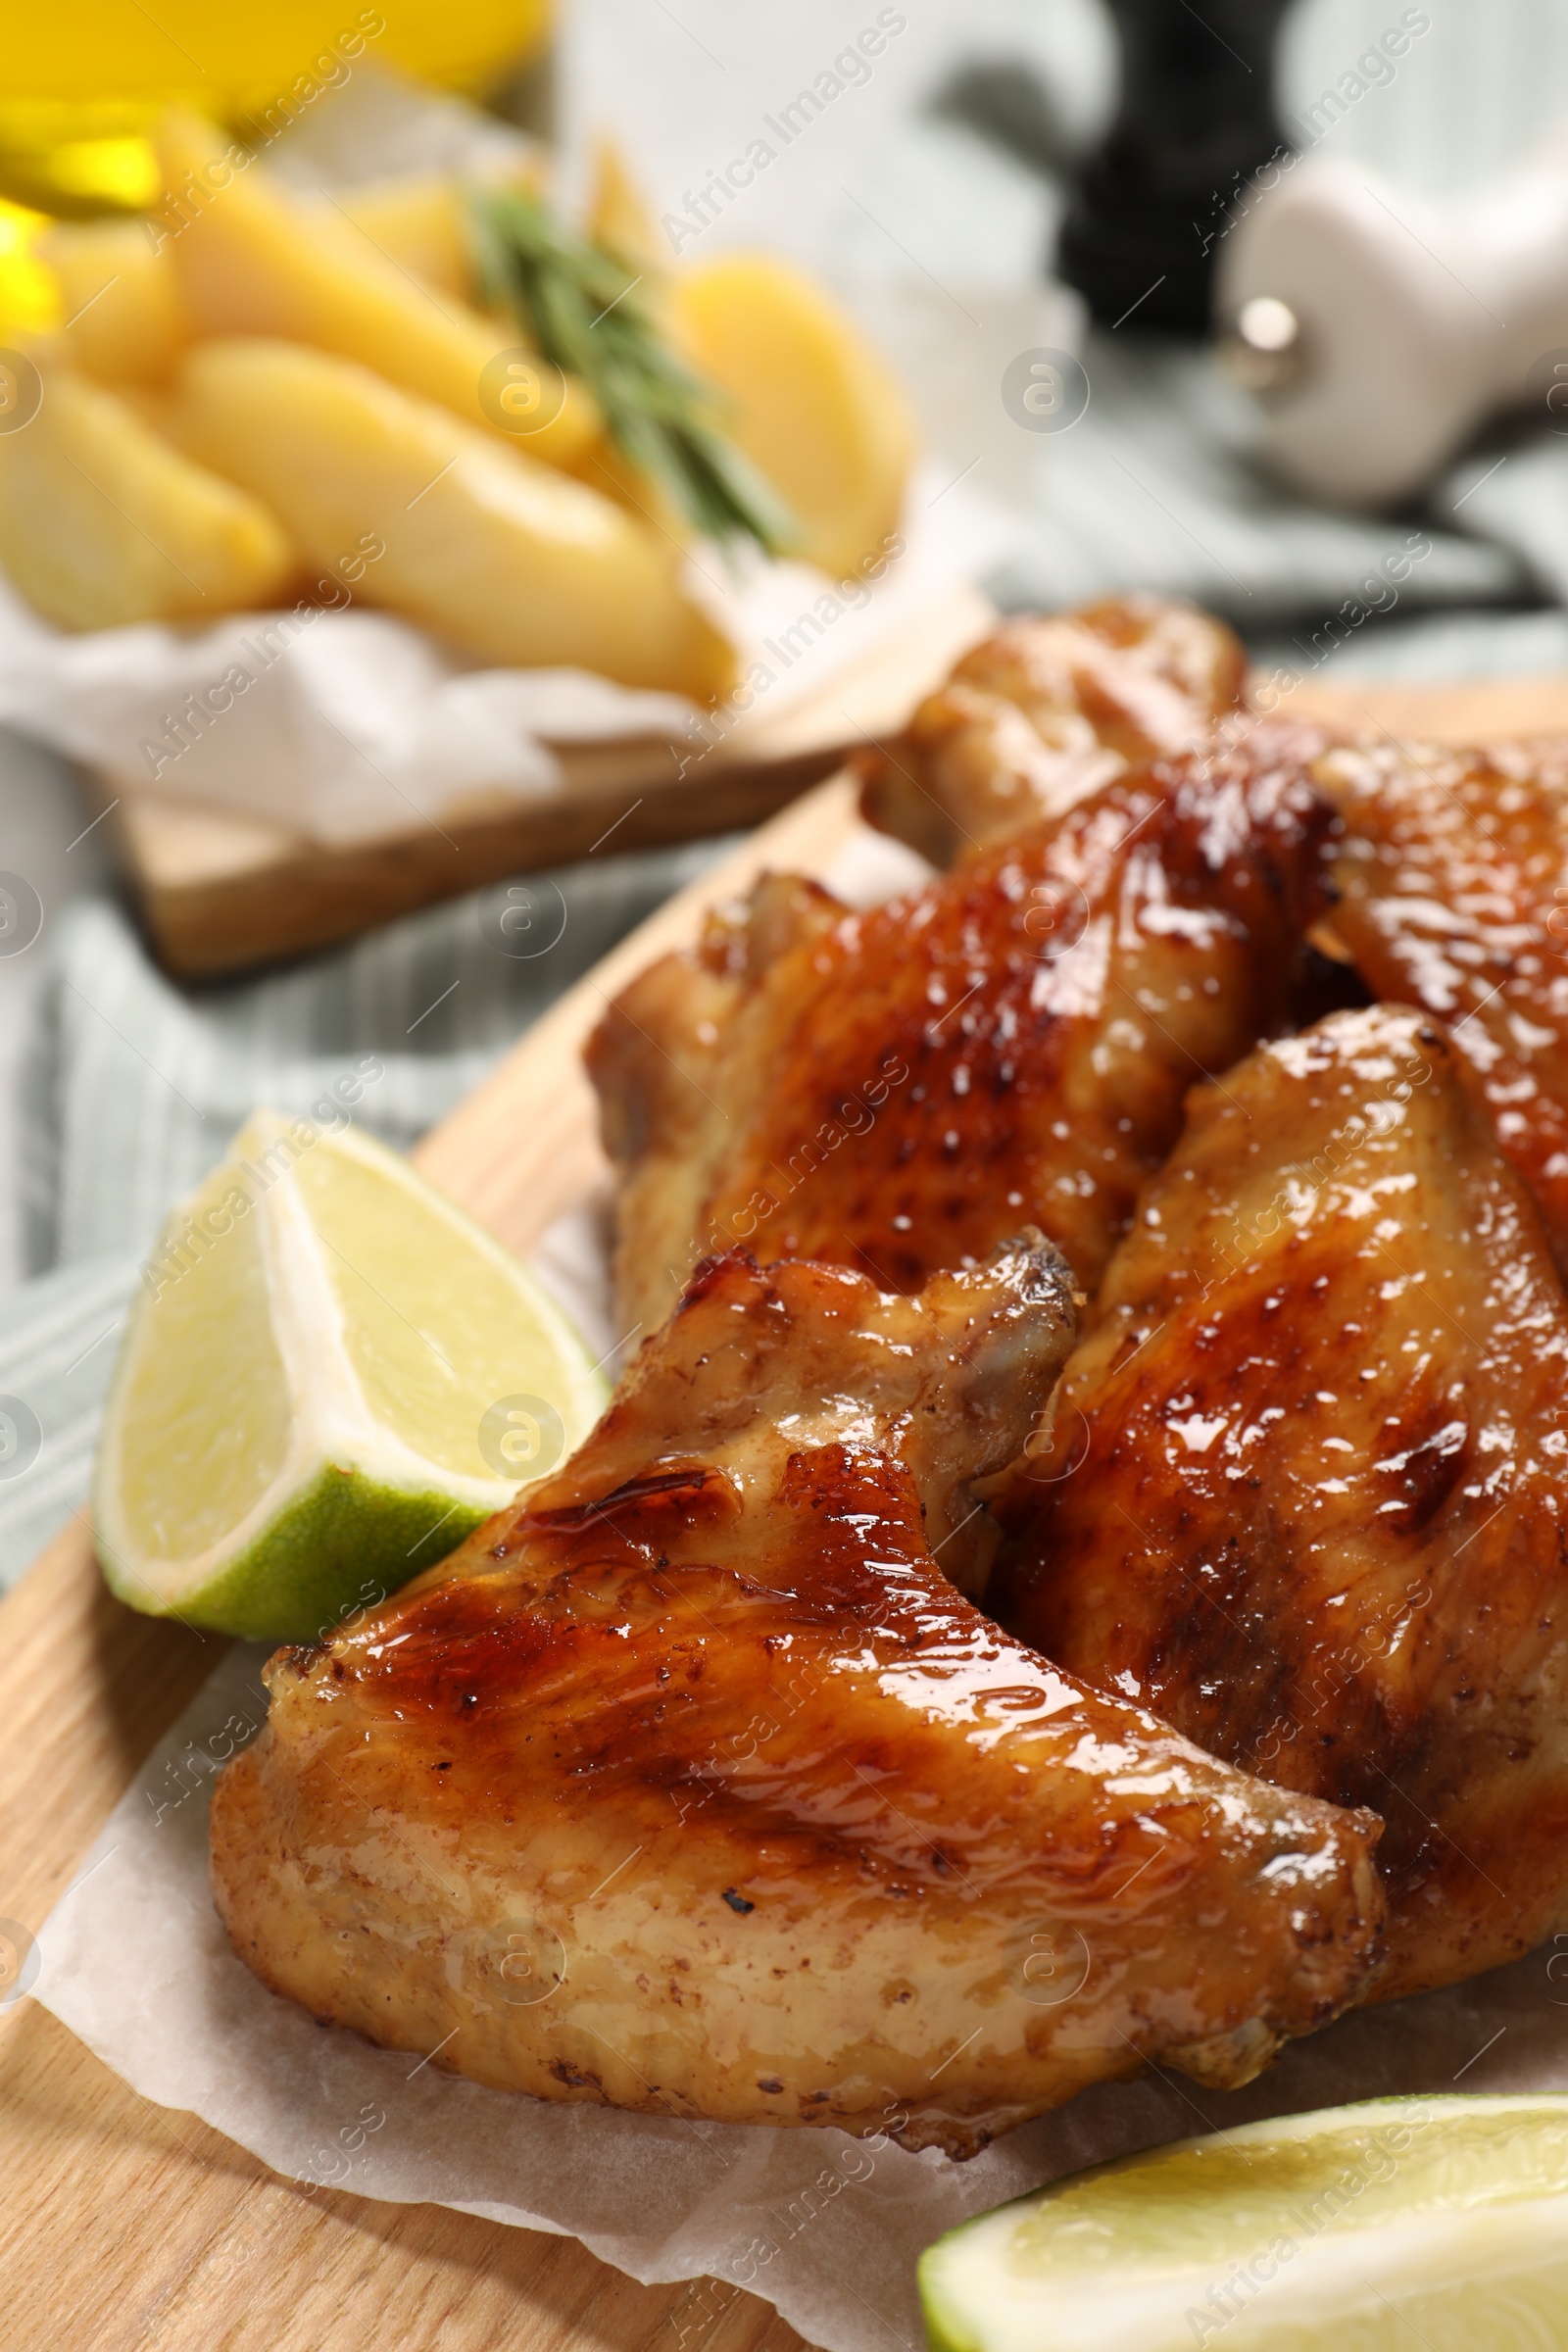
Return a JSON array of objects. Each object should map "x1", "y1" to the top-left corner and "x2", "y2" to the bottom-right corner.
[
  {"x1": 174, "y1": 339, "x2": 737, "y2": 699},
  {"x1": 586, "y1": 138, "x2": 666, "y2": 278},
  {"x1": 0, "y1": 366, "x2": 295, "y2": 630},
  {"x1": 40, "y1": 218, "x2": 190, "y2": 386},
  {"x1": 151, "y1": 113, "x2": 597, "y2": 471},
  {"x1": 667, "y1": 252, "x2": 916, "y2": 579},
  {"x1": 335, "y1": 162, "x2": 551, "y2": 304},
  {"x1": 334, "y1": 172, "x2": 488, "y2": 305}
]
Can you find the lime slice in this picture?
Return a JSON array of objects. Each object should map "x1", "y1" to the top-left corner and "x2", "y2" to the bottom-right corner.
[
  {"x1": 919, "y1": 2093, "x2": 1568, "y2": 2352},
  {"x1": 95, "y1": 1109, "x2": 606, "y2": 1641}
]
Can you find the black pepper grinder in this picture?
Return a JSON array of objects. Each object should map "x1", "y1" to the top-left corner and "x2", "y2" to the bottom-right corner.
[{"x1": 1056, "y1": 0, "x2": 1295, "y2": 333}]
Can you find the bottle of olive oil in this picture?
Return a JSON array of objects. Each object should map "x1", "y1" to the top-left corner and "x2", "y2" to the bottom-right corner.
[{"x1": 0, "y1": 2, "x2": 552, "y2": 217}]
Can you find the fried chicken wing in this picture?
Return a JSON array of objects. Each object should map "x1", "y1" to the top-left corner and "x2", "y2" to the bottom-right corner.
[
  {"x1": 858, "y1": 595, "x2": 1248, "y2": 866},
  {"x1": 588, "y1": 730, "x2": 1336, "y2": 1340},
  {"x1": 1323, "y1": 738, "x2": 1568, "y2": 1274},
  {"x1": 212, "y1": 1242, "x2": 1383, "y2": 2157},
  {"x1": 993, "y1": 1005, "x2": 1568, "y2": 2002}
]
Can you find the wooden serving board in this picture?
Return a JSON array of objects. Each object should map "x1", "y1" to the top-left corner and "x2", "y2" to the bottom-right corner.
[
  {"x1": 90, "y1": 587, "x2": 995, "y2": 984},
  {"x1": 5, "y1": 668, "x2": 1568, "y2": 2352}
]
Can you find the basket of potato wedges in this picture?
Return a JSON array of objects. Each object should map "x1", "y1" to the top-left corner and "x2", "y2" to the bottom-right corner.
[{"x1": 0, "y1": 109, "x2": 917, "y2": 703}]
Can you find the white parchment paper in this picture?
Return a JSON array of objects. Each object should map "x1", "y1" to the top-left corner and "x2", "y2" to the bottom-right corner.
[
  {"x1": 31, "y1": 1158, "x2": 1568, "y2": 2349},
  {"x1": 0, "y1": 481, "x2": 1006, "y2": 848}
]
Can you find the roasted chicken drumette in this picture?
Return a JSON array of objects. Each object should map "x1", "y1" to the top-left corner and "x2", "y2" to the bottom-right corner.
[
  {"x1": 588, "y1": 728, "x2": 1336, "y2": 1341},
  {"x1": 213, "y1": 1242, "x2": 1383, "y2": 2157},
  {"x1": 1321, "y1": 736, "x2": 1568, "y2": 1275},
  {"x1": 993, "y1": 1005, "x2": 1568, "y2": 2003},
  {"x1": 858, "y1": 594, "x2": 1249, "y2": 866}
]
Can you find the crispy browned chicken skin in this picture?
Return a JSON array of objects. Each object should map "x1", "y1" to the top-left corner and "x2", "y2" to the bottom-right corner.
[
  {"x1": 1323, "y1": 737, "x2": 1568, "y2": 1275},
  {"x1": 588, "y1": 729, "x2": 1336, "y2": 1340},
  {"x1": 858, "y1": 595, "x2": 1248, "y2": 866},
  {"x1": 993, "y1": 1005, "x2": 1568, "y2": 2003},
  {"x1": 212, "y1": 1243, "x2": 1383, "y2": 2156}
]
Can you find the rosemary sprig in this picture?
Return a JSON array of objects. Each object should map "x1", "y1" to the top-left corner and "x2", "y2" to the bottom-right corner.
[{"x1": 467, "y1": 183, "x2": 794, "y2": 558}]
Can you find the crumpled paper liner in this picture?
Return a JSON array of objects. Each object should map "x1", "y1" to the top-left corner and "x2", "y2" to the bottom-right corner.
[
  {"x1": 0, "y1": 480, "x2": 1004, "y2": 848},
  {"x1": 31, "y1": 1193, "x2": 1568, "y2": 2351}
]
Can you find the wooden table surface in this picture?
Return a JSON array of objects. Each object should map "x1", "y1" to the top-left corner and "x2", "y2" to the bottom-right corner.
[{"x1": 6, "y1": 668, "x2": 1568, "y2": 2351}]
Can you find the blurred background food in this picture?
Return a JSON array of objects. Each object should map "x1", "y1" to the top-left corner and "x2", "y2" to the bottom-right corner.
[
  {"x1": 0, "y1": 365, "x2": 295, "y2": 627},
  {"x1": 0, "y1": 90, "x2": 917, "y2": 675}
]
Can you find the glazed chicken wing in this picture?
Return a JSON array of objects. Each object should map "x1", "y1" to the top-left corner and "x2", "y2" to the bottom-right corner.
[
  {"x1": 588, "y1": 729, "x2": 1336, "y2": 1340},
  {"x1": 993, "y1": 1005, "x2": 1568, "y2": 2002},
  {"x1": 1323, "y1": 737, "x2": 1568, "y2": 1274},
  {"x1": 212, "y1": 1241, "x2": 1383, "y2": 2157},
  {"x1": 858, "y1": 594, "x2": 1248, "y2": 866}
]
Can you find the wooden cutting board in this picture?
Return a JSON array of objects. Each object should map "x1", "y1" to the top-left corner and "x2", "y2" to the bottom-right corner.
[{"x1": 5, "y1": 667, "x2": 1568, "y2": 2352}]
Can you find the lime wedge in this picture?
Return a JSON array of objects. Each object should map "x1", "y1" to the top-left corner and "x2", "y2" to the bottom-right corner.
[
  {"x1": 919, "y1": 2094, "x2": 1568, "y2": 2352},
  {"x1": 95, "y1": 1109, "x2": 606, "y2": 1641}
]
